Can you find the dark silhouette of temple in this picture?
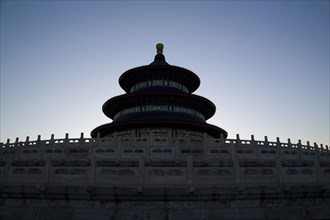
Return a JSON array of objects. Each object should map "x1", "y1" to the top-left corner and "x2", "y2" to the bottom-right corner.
[
  {"x1": 91, "y1": 43, "x2": 227, "y2": 139},
  {"x1": 0, "y1": 44, "x2": 329, "y2": 220}
]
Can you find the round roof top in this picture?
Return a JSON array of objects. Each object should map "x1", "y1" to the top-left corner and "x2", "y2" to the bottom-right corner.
[
  {"x1": 119, "y1": 65, "x2": 200, "y2": 93},
  {"x1": 119, "y1": 43, "x2": 200, "y2": 93}
]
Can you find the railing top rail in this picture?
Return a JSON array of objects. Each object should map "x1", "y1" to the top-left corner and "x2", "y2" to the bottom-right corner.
[{"x1": 1, "y1": 133, "x2": 329, "y2": 152}]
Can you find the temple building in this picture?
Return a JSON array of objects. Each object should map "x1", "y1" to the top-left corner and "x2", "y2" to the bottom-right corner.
[
  {"x1": 91, "y1": 43, "x2": 227, "y2": 140},
  {"x1": 0, "y1": 44, "x2": 329, "y2": 220}
]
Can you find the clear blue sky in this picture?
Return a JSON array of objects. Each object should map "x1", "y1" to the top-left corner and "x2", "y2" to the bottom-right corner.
[{"x1": 1, "y1": 1, "x2": 329, "y2": 146}]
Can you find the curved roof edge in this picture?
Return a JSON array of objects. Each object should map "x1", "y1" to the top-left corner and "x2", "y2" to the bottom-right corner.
[
  {"x1": 91, "y1": 120, "x2": 228, "y2": 139},
  {"x1": 102, "y1": 92, "x2": 217, "y2": 120},
  {"x1": 119, "y1": 65, "x2": 201, "y2": 93}
]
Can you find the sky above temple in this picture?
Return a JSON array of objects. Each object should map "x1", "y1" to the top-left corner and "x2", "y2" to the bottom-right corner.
[{"x1": 1, "y1": 1, "x2": 329, "y2": 146}]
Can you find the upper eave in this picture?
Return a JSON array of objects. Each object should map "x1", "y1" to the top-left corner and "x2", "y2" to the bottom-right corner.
[{"x1": 119, "y1": 65, "x2": 200, "y2": 93}]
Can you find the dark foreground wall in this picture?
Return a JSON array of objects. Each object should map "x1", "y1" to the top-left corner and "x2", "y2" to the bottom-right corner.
[
  {"x1": 1, "y1": 135, "x2": 329, "y2": 219},
  {"x1": 1, "y1": 197, "x2": 330, "y2": 220}
]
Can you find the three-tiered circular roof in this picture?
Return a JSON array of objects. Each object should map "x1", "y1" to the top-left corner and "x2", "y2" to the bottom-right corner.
[{"x1": 91, "y1": 43, "x2": 227, "y2": 139}]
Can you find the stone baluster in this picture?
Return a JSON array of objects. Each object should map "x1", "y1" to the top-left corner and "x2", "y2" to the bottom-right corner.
[
  {"x1": 14, "y1": 138, "x2": 19, "y2": 147},
  {"x1": 6, "y1": 139, "x2": 10, "y2": 148},
  {"x1": 64, "y1": 133, "x2": 69, "y2": 145},
  {"x1": 276, "y1": 137, "x2": 281, "y2": 147},
  {"x1": 36, "y1": 135, "x2": 41, "y2": 147},
  {"x1": 313, "y1": 142, "x2": 321, "y2": 184},
  {"x1": 236, "y1": 134, "x2": 241, "y2": 147},
  {"x1": 50, "y1": 134, "x2": 55, "y2": 147},
  {"x1": 79, "y1": 132, "x2": 84, "y2": 147},
  {"x1": 232, "y1": 136, "x2": 240, "y2": 185},
  {"x1": 250, "y1": 135, "x2": 256, "y2": 147},
  {"x1": 287, "y1": 138, "x2": 292, "y2": 148},
  {"x1": 264, "y1": 136, "x2": 269, "y2": 147},
  {"x1": 25, "y1": 136, "x2": 30, "y2": 147},
  {"x1": 276, "y1": 137, "x2": 283, "y2": 185},
  {"x1": 295, "y1": 139, "x2": 302, "y2": 160}
]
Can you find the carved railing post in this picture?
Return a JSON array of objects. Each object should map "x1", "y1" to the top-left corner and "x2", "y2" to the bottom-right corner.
[
  {"x1": 264, "y1": 136, "x2": 269, "y2": 147},
  {"x1": 79, "y1": 132, "x2": 84, "y2": 147},
  {"x1": 50, "y1": 134, "x2": 55, "y2": 147},
  {"x1": 14, "y1": 138, "x2": 19, "y2": 147},
  {"x1": 25, "y1": 136, "x2": 30, "y2": 147},
  {"x1": 297, "y1": 139, "x2": 303, "y2": 160},
  {"x1": 250, "y1": 135, "x2": 256, "y2": 147},
  {"x1": 276, "y1": 137, "x2": 281, "y2": 147},
  {"x1": 64, "y1": 133, "x2": 69, "y2": 145},
  {"x1": 37, "y1": 135, "x2": 41, "y2": 147},
  {"x1": 6, "y1": 139, "x2": 10, "y2": 148},
  {"x1": 307, "y1": 141, "x2": 311, "y2": 150},
  {"x1": 236, "y1": 134, "x2": 241, "y2": 147},
  {"x1": 313, "y1": 142, "x2": 321, "y2": 184},
  {"x1": 275, "y1": 137, "x2": 283, "y2": 184},
  {"x1": 287, "y1": 138, "x2": 292, "y2": 148}
]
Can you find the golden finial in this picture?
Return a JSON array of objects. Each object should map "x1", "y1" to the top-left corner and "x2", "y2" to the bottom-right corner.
[{"x1": 156, "y1": 43, "x2": 164, "y2": 54}]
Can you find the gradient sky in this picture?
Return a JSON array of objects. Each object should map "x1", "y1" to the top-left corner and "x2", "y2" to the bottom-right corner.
[{"x1": 1, "y1": 1, "x2": 329, "y2": 146}]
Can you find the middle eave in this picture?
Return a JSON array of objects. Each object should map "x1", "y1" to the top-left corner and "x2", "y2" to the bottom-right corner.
[{"x1": 102, "y1": 91, "x2": 216, "y2": 120}]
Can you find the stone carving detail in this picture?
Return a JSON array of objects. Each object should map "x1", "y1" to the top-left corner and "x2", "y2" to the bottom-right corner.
[
  {"x1": 23, "y1": 149, "x2": 38, "y2": 154},
  {"x1": 281, "y1": 160, "x2": 314, "y2": 167},
  {"x1": 243, "y1": 168, "x2": 274, "y2": 175},
  {"x1": 283, "y1": 168, "x2": 313, "y2": 175},
  {"x1": 12, "y1": 160, "x2": 46, "y2": 166},
  {"x1": 148, "y1": 169, "x2": 183, "y2": 176},
  {"x1": 261, "y1": 169, "x2": 274, "y2": 175},
  {"x1": 12, "y1": 168, "x2": 25, "y2": 174},
  {"x1": 11, "y1": 168, "x2": 42, "y2": 175},
  {"x1": 99, "y1": 169, "x2": 135, "y2": 176},
  {"x1": 0, "y1": 134, "x2": 329, "y2": 186},
  {"x1": 71, "y1": 168, "x2": 87, "y2": 175},
  {"x1": 69, "y1": 148, "x2": 88, "y2": 153},
  {"x1": 28, "y1": 168, "x2": 42, "y2": 174},
  {"x1": 196, "y1": 169, "x2": 230, "y2": 176},
  {"x1": 260, "y1": 149, "x2": 277, "y2": 154},
  {"x1": 239, "y1": 160, "x2": 275, "y2": 167},
  {"x1": 54, "y1": 169, "x2": 69, "y2": 175},
  {"x1": 45, "y1": 149, "x2": 62, "y2": 153},
  {"x1": 244, "y1": 169, "x2": 258, "y2": 175},
  {"x1": 285, "y1": 169, "x2": 299, "y2": 175},
  {"x1": 54, "y1": 168, "x2": 86, "y2": 175},
  {"x1": 52, "y1": 160, "x2": 90, "y2": 166}
]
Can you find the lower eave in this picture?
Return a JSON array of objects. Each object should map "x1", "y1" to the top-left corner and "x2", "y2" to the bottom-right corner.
[{"x1": 91, "y1": 120, "x2": 227, "y2": 139}]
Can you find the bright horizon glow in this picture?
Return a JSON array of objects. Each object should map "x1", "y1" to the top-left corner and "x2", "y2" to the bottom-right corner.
[{"x1": 1, "y1": 1, "x2": 329, "y2": 146}]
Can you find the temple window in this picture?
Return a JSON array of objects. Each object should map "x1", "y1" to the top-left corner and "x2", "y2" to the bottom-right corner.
[
  {"x1": 114, "y1": 105, "x2": 205, "y2": 120},
  {"x1": 130, "y1": 80, "x2": 189, "y2": 92}
]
